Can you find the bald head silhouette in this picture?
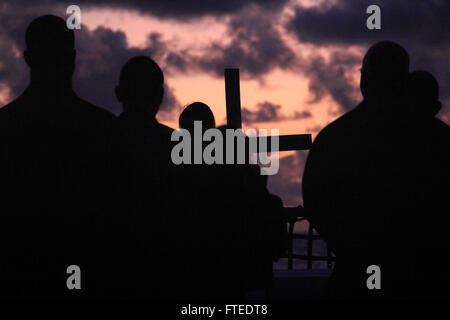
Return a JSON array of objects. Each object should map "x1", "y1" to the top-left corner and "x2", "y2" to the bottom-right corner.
[
  {"x1": 360, "y1": 41, "x2": 409, "y2": 101},
  {"x1": 408, "y1": 70, "x2": 441, "y2": 118},
  {"x1": 179, "y1": 102, "x2": 216, "y2": 133},
  {"x1": 115, "y1": 56, "x2": 164, "y2": 117},
  {"x1": 24, "y1": 15, "x2": 76, "y2": 84}
]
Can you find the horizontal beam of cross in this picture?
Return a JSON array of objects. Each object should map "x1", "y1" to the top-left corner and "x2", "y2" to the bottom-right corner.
[{"x1": 248, "y1": 134, "x2": 312, "y2": 152}]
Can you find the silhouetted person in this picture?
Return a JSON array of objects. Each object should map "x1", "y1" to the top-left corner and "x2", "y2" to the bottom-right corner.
[
  {"x1": 115, "y1": 56, "x2": 173, "y2": 149},
  {"x1": 303, "y1": 41, "x2": 415, "y2": 299},
  {"x1": 112, "y1": 56, "x2": 178, "y2": 298},
  {"x1": 178, "y1": 102, "x2": 216, "y2": 167},
  {"x1": 0, "y1": 15, "x2": 116, "y2": 298},
  {"x1": 211, "y1": 125, "x2": 286, "y2": 298},
  {"x1": 408, "y1": 70, "x2": 442, "y2": 119},
  {"x1": 406, "y1": 70, "x2": 450, "y2": 298},
  {"x1": 179, "y1": 102, "x2": 216, "y2": 133},
  {"x1": 176, "y1": 106, "x2": 237, "y2": 298},
  {"x1": 176, "y1": 104, "x2": 228, "y2": 298},
  {"x1": 175, "y1": 104, "x2": 287, "y2": 299}
]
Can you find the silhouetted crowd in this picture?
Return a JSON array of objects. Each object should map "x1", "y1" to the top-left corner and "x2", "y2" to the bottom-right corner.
[
  {"x1": 0, "y1": 15, "x2": 286, "y2": 300},
  {"x1": 303, "y1": 42, "x2": 450, "y2": 299},
  {"x1": 0, "y1": 15, "x2": 448, "y2": 300}
]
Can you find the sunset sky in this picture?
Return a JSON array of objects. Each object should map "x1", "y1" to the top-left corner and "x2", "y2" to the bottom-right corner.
[{"x1": 0, "y1": 0, "x2": 448, "y2": 208}]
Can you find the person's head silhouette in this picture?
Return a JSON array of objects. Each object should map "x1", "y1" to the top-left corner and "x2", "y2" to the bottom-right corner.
[
  {"x1": 24, "y1": 15, "x2": 76, "y2": 86},
  {"x1": 360, "y1": 41, "x2": 409, "y2": 102},
  {"x1": 115, "y1": 56, "x2": 164, "y2": 117},
  {"x1": 179, "y1": 102, "x2": 216, "y2": 133},
  {"x1": 408, "y1": 70, "x2": 441, "y2": 118}
]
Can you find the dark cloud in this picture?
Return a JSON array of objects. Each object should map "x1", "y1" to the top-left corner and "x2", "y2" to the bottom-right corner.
[
  {"x1": 194, "y1": 6, "x2": 296, "y2": 78},
  {"x1": 165, "y1": 51, "x2": 189, "y2": 73},
  {"x1": 86, "y1": 0, "x2": 288, "y2": 18},
  {"x1": 73, "y1": 27, "x2": 181, "y2": 115},
  {"x1": 300, "y1": 51, "x2": 361, "y2": 111},
  {"x1": 13, "y1": 0, "x2": 288, "y2": 19},
  {"x1": 288, "y1": 0, "x2": 450, "y2": 114},
  {"x1": 288, "y1": 0, "x2": 449, "y2": 47},
  {"x1": 144, "y1": 5, "x2": 297, "y2": 81},
  {"x1": 242, "y1": 101, "x2": 312, "y2": 124},
  {"x1": 293, "y1": 110, "x2": 312, "y2": 119},
  {"x1": 242, "y1": 101, "x2": 282, "y2": 124}
]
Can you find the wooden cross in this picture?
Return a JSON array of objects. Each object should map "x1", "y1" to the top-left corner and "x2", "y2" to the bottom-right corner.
[
  {"x1": 224, "y1": 68, "x2": 312, "y2": 152},
  {"x1": 225, "y1": 69, "x2": 336, "y2": 271},
  {"x1": 225, "y1": 68, "x2": 316, "y2": 270}
]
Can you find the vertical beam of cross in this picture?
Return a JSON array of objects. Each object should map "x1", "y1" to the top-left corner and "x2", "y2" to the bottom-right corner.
[
  {"x1": 225, "y1": 68, "x2": 242, "y2": 129},
  {"x1": 224, "y1": 68, "x2": 320, "y2": 269}
]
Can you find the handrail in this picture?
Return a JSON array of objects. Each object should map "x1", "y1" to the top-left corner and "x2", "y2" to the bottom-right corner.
[{"x1": 284, "y1": 206, "x2": 335, "y2": 270}]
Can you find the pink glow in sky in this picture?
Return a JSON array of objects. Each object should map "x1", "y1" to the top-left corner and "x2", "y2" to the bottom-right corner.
[
  {"x1": 81, "y1": 7, "x2": 356, "y2": 133},
  {"x1": 79, "y1": 7, "x2": 358, "y2": 210}
]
